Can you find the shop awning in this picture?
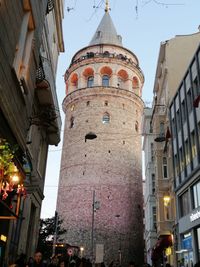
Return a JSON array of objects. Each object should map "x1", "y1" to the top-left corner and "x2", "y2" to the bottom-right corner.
[{"x1": 151, "y1": 235, "x2": 173, "y2": 261}]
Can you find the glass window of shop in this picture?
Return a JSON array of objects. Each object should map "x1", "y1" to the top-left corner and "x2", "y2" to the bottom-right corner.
[
  {"x1": 192, "y1": 181, "x2": 200, "y2": 209},
  {"x1": 181, "y1": 232, "x2": 193, "y2": 267},
  {"x1": 197, "y1": 228, "x2": 200, "y2": 260},
  {"x1": 179, "y1": 191, "x2": 190, "y2": 217}
]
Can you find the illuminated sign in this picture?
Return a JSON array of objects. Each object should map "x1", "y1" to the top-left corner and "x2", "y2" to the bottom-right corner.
[
  {"x1": 190, "y1": 210, "x2": 200, "y2": 222},
  {"x1": 165, "y1": 247, "x2": 172, "y2": 256},
  {"x1": 183, "y1": 233, "x2": 191, "y2": 238},
  {"x1": 0, "y1": 235, "x2": 7, "y2": 242}
]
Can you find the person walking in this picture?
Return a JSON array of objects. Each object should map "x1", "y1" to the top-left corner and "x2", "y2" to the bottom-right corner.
[
  {"x1": 27, "y1": 251, "x2": 46, "y2": 267},
  {"x1": 48, "y1": 256, "x2": 59, "y2": 267},
  {"x1": 15, "y1": 253, "x2": 27, "y2": 267}
]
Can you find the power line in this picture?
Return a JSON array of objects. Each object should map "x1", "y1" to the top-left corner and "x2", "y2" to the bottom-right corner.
[
  {"x1": 86, "y1": 0, "x2": 104, "y2": 22},
  {"x1": 142, "y1": 0, "x2": 184, "y2": 7}
]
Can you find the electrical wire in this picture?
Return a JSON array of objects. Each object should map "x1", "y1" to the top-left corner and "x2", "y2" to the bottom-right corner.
[
  {"x1": 86, "y1": 0, "x2": 104, "y2": 22},
  {"x1": 142, "y1": 0, "x2": 184, "y2": 7}
]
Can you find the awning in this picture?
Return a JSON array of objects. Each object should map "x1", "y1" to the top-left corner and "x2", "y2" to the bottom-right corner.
[{"x1": 151, "y1": 235, "x2": 173, "y2": 261}]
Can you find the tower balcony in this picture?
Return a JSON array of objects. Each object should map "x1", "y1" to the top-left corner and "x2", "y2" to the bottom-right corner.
[
  {"x1": 65, "y1": 51, "x2": 144, "y2": 81},
  {"x1": 35, "y1": 56, "x2": 61, "y2": 145}
]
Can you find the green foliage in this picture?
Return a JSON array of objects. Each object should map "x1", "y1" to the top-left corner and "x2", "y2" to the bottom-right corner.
[
  {"x1": 0, "y1": 138, "x2": 18, "y2": 172},
  {"x1": 37, "y1": 215, "x2": 67, "y2": 259}
]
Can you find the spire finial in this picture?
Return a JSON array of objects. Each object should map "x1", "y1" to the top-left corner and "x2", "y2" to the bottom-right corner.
[{"x1": 105, "y1": 0, "x2": 109, "y2": 13}]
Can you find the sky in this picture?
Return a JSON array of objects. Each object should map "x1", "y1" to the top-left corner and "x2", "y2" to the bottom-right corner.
[{"x1": 41, "y1": 0, "x2": 200, "y2": 218}]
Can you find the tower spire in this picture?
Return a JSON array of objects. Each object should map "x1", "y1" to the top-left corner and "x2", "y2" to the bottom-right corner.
[{"x1": 105, "y1": 0, "x2": 109, "y2": 13}]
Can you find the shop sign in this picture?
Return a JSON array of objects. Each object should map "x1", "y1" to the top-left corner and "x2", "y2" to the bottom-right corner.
[
  {"x1": 182, "y1": 235, "x2": 192, "y2": 250},
  {"x1": 165, "y1": 247, "x2": 172, "y2": 256},
  {"x1": 0, "y1": 234, "x2": 7, "y2": 242},
  {"x1": 190, "y1": 209, "x2": 200, "y2": 222}
]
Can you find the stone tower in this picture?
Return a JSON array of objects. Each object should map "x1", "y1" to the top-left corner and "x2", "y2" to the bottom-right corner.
[{"x1": 57, "y1": 6, "x2": 144, "y2": 266}]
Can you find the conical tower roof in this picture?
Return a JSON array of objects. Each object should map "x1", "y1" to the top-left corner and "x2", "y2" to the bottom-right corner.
[{"x1": 89, "y1": 11, "x2": 123, "y2": 46}]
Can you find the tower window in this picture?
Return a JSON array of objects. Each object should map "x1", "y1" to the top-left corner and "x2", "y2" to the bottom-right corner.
[
  {"x1": 117, "y1": 77, "x2": 123, "y2": 87},
  {"x1": 102, "y1": 113, "x2": 110, "y2": 124},
  {"x1": 135, "y1": 121, "x2": 139, "y2": 132},
  {"x1": 71, "y1": 73, "x2": 78, "y2": 89},
  {"x1": 103, "y1": 51, "x2": 110, "y2": 57},
  {"x1": 104, "y1": 101, "x2": 108, "y2": 106},
  {"x1": 133, "y1": 76, "x2": 139, "y2": 88},
  {"x1": 96, "y1": 31, "x2": 102, "y2": 38},
  {"x1": 117, "y1": 69, "x2": 128, "y2": 88},
  {"x1": 87, "y1": 101, "x2": 90, "y2": 106},
  {"x1": 70, "y1": 117, "x2": 74, "y2": 128},
  {"x1": 102, "y1": 75, "x2": 110, "y2": 87},
  {"x1": 87, "y1": 76, "x2": 94, "y2": 88}
]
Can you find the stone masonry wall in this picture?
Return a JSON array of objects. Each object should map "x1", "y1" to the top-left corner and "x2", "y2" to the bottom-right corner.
[{"x1": 57, "y1": 87, "x2": 144, "y2": 266}]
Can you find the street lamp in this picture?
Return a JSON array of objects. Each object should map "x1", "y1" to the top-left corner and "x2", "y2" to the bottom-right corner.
[
  {"x1": 115, "y1": 214, "x2": 122, "y2": 267},
  {"x1": 163, "y1": 195, "x2": 171, "y2": 206},
  {"x1": 80, "y1": 246, "x2": 84, "y2": 258},
  {"x1": 91, "y1": 190, "x2": 100, "y2": 265}
]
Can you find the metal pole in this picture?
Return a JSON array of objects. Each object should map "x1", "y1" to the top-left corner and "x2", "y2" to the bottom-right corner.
[
  {"x1": 52, "y1": 211, "x2": 58, "y2": 256},
  {"x1": 91, "y1": 190, "x2": 95, "y2": 265},
  {"x1": 119, "y1": 233, "x2": 122, "y2": 267}
]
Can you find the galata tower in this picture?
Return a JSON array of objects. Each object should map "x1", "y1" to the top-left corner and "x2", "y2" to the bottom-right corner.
[{"x1": 57, "y1": 3, "x2": 144, "y2": 266}]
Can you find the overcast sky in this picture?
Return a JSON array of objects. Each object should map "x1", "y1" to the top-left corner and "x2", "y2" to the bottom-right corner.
[{"x1": 41, "y1": 0, "x2": 200, "y2": 218}]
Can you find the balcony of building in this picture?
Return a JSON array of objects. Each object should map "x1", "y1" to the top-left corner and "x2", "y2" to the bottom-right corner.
[
  {"x1": 156, "y1": 220, "x2": 174, "y2": 237},
  {"x1": 35, "y1": 56, "x2": 61, "y2": 145}
]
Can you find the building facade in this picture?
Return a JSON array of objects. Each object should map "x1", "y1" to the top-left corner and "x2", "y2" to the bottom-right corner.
[
  {"x1": 169, "y1": 43, "x2": 200, "y2": 266},
  {"x1": 147, "y1": 30, "x2": 200, "y2": 266},
  {"x1": 0, "y1": 0, "x2": 64, "y2": 265},
  {"x1": 142, "y1": 107, "x2": 157, "y2": 265},
  {"x1": 57, "y1": 7, "x2": 144, "y2": 266}
]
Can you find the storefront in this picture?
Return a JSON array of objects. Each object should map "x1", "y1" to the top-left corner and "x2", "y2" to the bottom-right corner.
[
  {"x1": 178, "y1": 205, "x2": 200, "y2": 266},
  {"x1": 0, "y1": 109, "x2": 31, "y2": 265},
  {"x1": 151, "y1": 235, "x2": 173, "y2": 266}
]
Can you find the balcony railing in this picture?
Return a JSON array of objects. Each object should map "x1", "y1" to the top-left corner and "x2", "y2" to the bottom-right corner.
[
  {"x1": 35, "y1": 56, "x2": 61, "y2": 145},
  {"x1": 66, "y1": 51, "x2": 143, "y2": 75}
]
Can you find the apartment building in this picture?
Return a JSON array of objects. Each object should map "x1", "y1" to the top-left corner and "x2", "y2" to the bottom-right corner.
[
  {"x1": 169, "y1": 43, "x2": 200, "y2": 266},
  {"x1": 142, "y1": 107, "x2": 157, "y2": 265},
  {"x1": 0, "y1": 0, "x2": 64, "y2": 264},
  {"x1": 148, "y1": 30, "x2": 200, "y2": 267}
]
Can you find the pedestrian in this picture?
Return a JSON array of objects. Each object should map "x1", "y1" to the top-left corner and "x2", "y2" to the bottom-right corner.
[
  {"x1": 27, "y1": 251, "x2": 46, "y2": 267},
  {"x1": 194, "y1": 261, "x2": 200, "y2": 267},
  {"x1": 49, "y1": 256, "x2": 59, "y2": 267},
  {"x1": 26, "y1": 258, "x2": 34, "y2": 267},
  {"x1": 128, "y1": 261, "x2": 136, "y2": 267},
  {"x1": 15, "y1": 253, "x2": 27, "y2": 267},
  {"x1": 59, "y1": 259, "x2": 66, "y2": 267}
]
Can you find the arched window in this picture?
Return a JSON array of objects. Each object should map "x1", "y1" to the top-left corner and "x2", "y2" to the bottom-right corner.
[
  {"x1": 117, "y1": 69, "x2": 128, "y2": 88},
  {"x1": 70, "y1": 116, "x2": 74, "y2": 128},
  {"x1": 135, "y1": 121, "x2": 139, "y2": 132},
  {"x1": 83, "y1": 68, "x2": 94, "y2": 88},
  {"x1": 70, "y1": 73, "x2": 78, "y2": 89},
  {"x1": 102, "y1": 113, "x2": 110, "y2": 124},
  {"x1": 117, "y1": 77, "x2": 123, "y2": 87},
  {"x1": 133, "y1": 76, "x2": 139, "y2": 88},
  {"x1": 103, "y1": 51, "x2": 110, "y2": 57},
  {"x1": 102, "y1": 75, "x2": 110, "y2": 87},
  {"x1": 87, "y1": 76, "x2": 94, "y2": 88}
]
